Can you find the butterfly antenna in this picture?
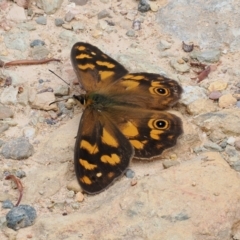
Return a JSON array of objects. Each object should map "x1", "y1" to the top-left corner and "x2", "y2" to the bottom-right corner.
[
  {"x1": 49, "y1": 69, "x2": 70, "y2": 86},
  {"x1": 49, "y1": 97, "x2": 72, "y2": 105}
]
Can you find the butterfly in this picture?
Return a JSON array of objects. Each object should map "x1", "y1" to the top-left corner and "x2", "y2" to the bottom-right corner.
[{"x1": 71, "y1": 42, "x2": 183, "y2": 194}]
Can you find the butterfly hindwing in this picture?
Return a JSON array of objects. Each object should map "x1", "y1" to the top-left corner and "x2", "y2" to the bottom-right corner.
[
  {"x1": 74, "y1": 108, "x2": 134, "y2": 194},
  {"x1": 71, "y1": 42, "x2": 128, "y2": 92},
  {"x1": 102, "y1": 106, "x2": 183, "y2": 159}
]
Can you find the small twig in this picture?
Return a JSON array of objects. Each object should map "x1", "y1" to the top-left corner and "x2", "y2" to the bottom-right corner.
[
  {"x1": 191, "y1": 66, "x2": 211, "y2": 83},
  {"x1": 196, "y1": 66, "x2": 211, "y2": 82},
  {"x1": 5, "y1": 175, "x2": 23, "y2": 207},
  {"x1": 0, "y1": 58, "x2": 61, "y2": 68}
]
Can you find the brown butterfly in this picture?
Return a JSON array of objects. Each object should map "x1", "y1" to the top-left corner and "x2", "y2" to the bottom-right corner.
[{"x1": 71, "y1": 42, "x2": 183, "y2": 194}]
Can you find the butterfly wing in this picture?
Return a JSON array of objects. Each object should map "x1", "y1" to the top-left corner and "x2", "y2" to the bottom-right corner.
[
  {"x1": 71, "y1": 42, "x2": 128, "y2": 92},
  {"x1": 99, "y1": 72, "x2": 183, "y2": 110},
  {"x1": 74, "y1": 108, "x2": 134, "y2": 194},
  {"x1": 102, "y1": 106, "x2": 183, "y2": 159}
]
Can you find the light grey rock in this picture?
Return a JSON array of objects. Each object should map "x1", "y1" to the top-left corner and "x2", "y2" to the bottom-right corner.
[
  {"x1": 98, "y1": 9, "x2": 111, "y2": 19},
  {"x1": 72, "y1": 22, "x2": 85, "y2": 31},
  {"x1": 157, "y1": 40, "x2": 172, "y2": 51},
  {"x1": 17, "y1": 86, "x2": 29, "y2": 106},
  {"x1": 30, "y1": 39, "x2": 45, "y2": 47},
  {"x1": 6, "y1": 5, "x2": 26, "y2": 21},
  {"x1": 6, "y1": 205, "x2": 37, "y2": 230},
  {"x1": 187, "y1": 98, "x2": 218, "y2": 115},
  {"x1": 31, "y1": 45, "x2": 50, "y2": 60},
  {"x1": 54, "y1": 85, "x2": 69, "y2": 96},
  {"x1": 125, "y1": 169, "x2": 135, "y2": 178},
  {"x1": 65, "y1": 11, "x2": 75, "y2": 22},
  {"x1": 2, "y1": 200, "x2": 14, "y2": 209},
  {"x1": 37, "y1": 0, "x2": 64, "y2": 14},
  {"x1": 203, "y1": 141, "x2": 223, "y2": 152},
  {"x1": 17, "y1": 22, "x2": 36, "y2": 31},
  {"x1": 162, "y1": 160, "x2": 180, "y2": 169},
  {"x1": 126, "y1": 30, "x2": 135, "y2": 37},
  {"x1": 55, "y1": 18, "x2": 64, "y2": 26},
  {"x1": 170, "y1": 59, "x2": 190, "y2": 73},
  {"x1": 0, "y1": 123, "x2": 9, "y2": 134},
  {"x1": 138, "y1": 0, "x2": 150, "y2": 12},
  {"x1": 0, "y1": 106, "x2": 14, "y2": 119},
  {"x1": 180, "y1": 86, "x2": 208, "y2": 106},
  {"x1": 70, "y1": 0, "x2": 88, "y2": 5},
  {"x1": 15, "y1": 170, "x2": 26, "y2": 178},
  {"x1": 4, "y1": 32, "x2": 29, "y2": 52},
  {"x1": 35, "y1": 16, "x2": 47, "y2": 25},
  {"x1": 193, "y1": 109, "x2": 240, "y2": 136},
  {"x1": 1, "y1": 137, "x2": 34, "y2": 160},
  {"x1": 0, "y1": 86, "x2": 18, "y2": 105},
  {"x1": 190, "y1": 50, "x2": 221, "y2": 63},
  {"x1": 31, "y1": 92, "x2": 58, "y2": 111},
  {"x1": 59, "y1": 30, "x2": 78, "y2": 43}
]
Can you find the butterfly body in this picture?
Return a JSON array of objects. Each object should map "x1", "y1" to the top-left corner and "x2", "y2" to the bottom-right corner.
[{"x1": 71, "y1": 42, "x2": 183, "y2": 194}]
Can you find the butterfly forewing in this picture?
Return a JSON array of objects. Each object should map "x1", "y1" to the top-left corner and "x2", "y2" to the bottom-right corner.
[
  {"x1": 71, "y1": 42, "x2": 128, "y2": 92},
  {"x1": 74, "y1": 108, "x2": 134, "y2": 194}
]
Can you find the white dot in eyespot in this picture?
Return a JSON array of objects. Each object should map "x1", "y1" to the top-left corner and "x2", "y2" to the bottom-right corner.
[{"x1": 96, "y1": 172, "x2": 102, "y2": 177}]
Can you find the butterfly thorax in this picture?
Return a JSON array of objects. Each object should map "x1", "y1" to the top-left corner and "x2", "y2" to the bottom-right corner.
[{"x1": 78, "y1": 92, "x2": 118, "y2": 110}]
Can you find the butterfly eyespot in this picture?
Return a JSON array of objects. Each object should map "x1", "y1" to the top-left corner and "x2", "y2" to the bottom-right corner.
[
  {"x1": 157, "y1": 88, "x2": 168, "y2": 95},
  {"x1": 149, "y1": 87, "x2": 169, "y2": 96},
  {"x1": 154, "y1": 119, "x2": 169, "y2": 129}
]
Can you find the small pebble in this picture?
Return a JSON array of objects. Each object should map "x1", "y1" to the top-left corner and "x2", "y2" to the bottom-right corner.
[
  {"x1": 208, "y1": 81, "x2": 228, "y2": 92},
  {"x1": 15, "y1": 170, "x2": 26, "y2": 178},
  {"x1": 235, "y1": 140, "x2": 240, "y2": 151},
  {"x1": 162, "y1": 160, "x2": 179, "y2": 169},
  {"x1": 131, "y1": 179, "x2": 137, "y2": 186},
  {"x1": 45, "y1": 119, "x2": 56, "y2": 125},
  {"x1": 98, "y1": 9, "x2": 111, "y2": 19},
  {"x1": 157, "y1": 40, "x2": 172, "y2": 51},
  {"x1": 126, "y1": 30, "x2": 135, "y2": 37},
  {"x1": 67, "y1": 179, "x2": 82, "y2": 192},
  {"x1": 35, "y1": 16, "x2": 47, "y2": 25},
  {"x1": 65, "y1": 11, "x2": 75, "y2": 22},
  {"x1": 149, "y1": 2, "x2": 158, "y2": 12},
  {"x1": 71, "y1": 202, "x2": 80, "y2": 209},
  {"x1": 72, "y1": 23, "x2": 85, "y2": 31},
  {"x1": 70, "y1": 0, "x2": 88, "y2": 6},
  {"x1": 227, "y1": 137, "x2": 236, "y2": 146},
  {"x1": 125, "y1": 169, "x2": 135, "y2": 178},
  {"x1": 75, "y1": 192, "x2": 84, "y2": 202},
  {"x1": 62, "y1": 24, "x2": 73, "y2": 30},
  {"x1": 237, "y1": 101, "x2": 240, "y2": 108},
  {"x1": 30, "y1": 39, "x2": 45, "y2": 47},
  {"x1": 2, "y1": 200, "x2": 14, "y2": 209},
  {"x1": 138, "y1": 0, "x2": 150, "y2": 12},
  {"x1": 203, "y1": 141, "x2": 223, "y2": 152},
  {"x1": 55, "y1": 18, "x2": 64, "y2": 26},
  {"x1": 219, "y1": 94, "x2": 237, "y2": 108},
  {"x1": 209, "y1": 91, "x2": 222, "y2": 100},
  {"x1": 132, "y1": 20, "x2": 141, "y2": 30},
  {"x1": 67, "y1": 190, "x2": 75, "y2": 198}
]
